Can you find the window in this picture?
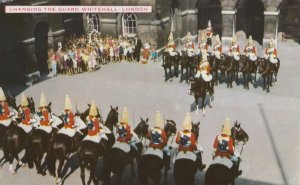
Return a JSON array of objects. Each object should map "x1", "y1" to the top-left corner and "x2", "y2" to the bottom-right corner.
[
  {"x1": 122, "y1": 13, "x2": 137, "y2": 37},
  {"x1": 86, "y1": 13, "x2": 101, "y2": 32}
]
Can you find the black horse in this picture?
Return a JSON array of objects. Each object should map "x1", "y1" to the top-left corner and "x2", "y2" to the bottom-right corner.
[
  {"x1": 101, "y1": 118, "x2": 149, "y2": 185},
  {"x1": 210, "y1": 54, "x2": 226, "y2": 85},
  {"x1": 180, "y1": 51, "x2": 191, "y2": 82},
  {"x1": 189, "y1": 74, "x2": 214, "y2": 116},
  {"x1": 174, "y1": 122, "x2": 204, "y2": 185},
  {"x1": 0, "y1": 95, "x2": 18, "y2": 165},
  {"x1": 224, "y1": 55, "x2": 239, "y2": 88},
  {"x1": 240, "y1": 56, "x2": 254, "y2": 90},
  {"x1": 46, "y1": 108, "x2": 88, "y2": 185},
  {"x1": 28, "y1": 100, "x2": 59, "y2": 176},
  {"x1": 205, "y1": 123, "x2": 249, "y2": 185},
  {"x1": 78, "y1": 106, "x2": 118, "y2": 185},
  {"x1": 258, "y1": 58, "x2": 273, "y2": 93},
  {"x1": 139, "y1": 120, "x2": 177, "y2": 185},
  {"x1": 2, "y1": 100, "x2": 50, "y2": 175},
  {"x1": 162, "y1": 51, "x2": 179, "y2": 81}
]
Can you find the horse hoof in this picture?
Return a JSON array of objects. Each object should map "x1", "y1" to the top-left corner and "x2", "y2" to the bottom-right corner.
[{"x1": 10, "y1": 170, "x2": 17, "y2": 175}]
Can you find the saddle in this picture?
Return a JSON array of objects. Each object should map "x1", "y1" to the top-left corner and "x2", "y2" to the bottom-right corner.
[
  {"x1": 18, "y1": 123, "x2": 33, "y2": 134},
  {"x1": 173, "y1": 150, "x2": 197, "y2": 163},
  {"x1": 143, "y1": 147, "x2": 163, "y2": 159},
  {"x1": 112, "y1": 141, "x2": 131, "y2": 153},
  {"x1": 0, "y1": 117, "x2": 13, "y2": 127}
]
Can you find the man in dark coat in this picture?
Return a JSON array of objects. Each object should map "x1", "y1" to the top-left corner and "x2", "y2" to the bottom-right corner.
[{"x1": 134, "y1": 35, "x2": 142, "y2": 62}]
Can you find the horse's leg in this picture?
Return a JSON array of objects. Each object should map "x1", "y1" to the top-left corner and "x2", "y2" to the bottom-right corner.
[
  {"x1": 267, "y1": 75, "x2": 270, "y2": 93},
  {"x1": 8, "y1": 152, "x2": 16, "y2": 175},
  {"x1": 164, "y1": 67, "x2": 168, "y2": 82},
  {"x1": 90, "y1": 163, "x2": 99, "y2": 185},
  {"x1": 151, "y1": 171, "x2": 162, "y2": 185},
  {"x1": 202, "y1": 95, "x2": 206, "y2": 116},
  {"x1": 35, "y1": 154, "x2": 46, "y2": 175},
  {"x1": 57, "y1": 158, "x2": 65, "y2": 185},
  {"x1": 79, "y1": 160, "x2": 86, "y2": 185},
  {"x1": 195, "y1": 95, "x2": 199, "y2": 115}
]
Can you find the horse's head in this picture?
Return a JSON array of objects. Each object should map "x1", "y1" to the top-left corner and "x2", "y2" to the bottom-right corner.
[
  {"x1": 7, "y1": 94, "x2": 17, "y2": 109},
  {"x1": 46, "y1": 102, "x2": 52, "y2": 113},
  {"x1": 191, "y1": 121, "x2": 200, "y2": 140},
  {"x1": 27, "y1": 96, "x2": 35, "y2": 114},
  {"x1": 164, "y1": 119, "x2": 177, "y2": 139},
  {"x1": 105, "y1": 106, "x2": 119, "y2": 130},
  {"x1": 231, "y1": 120, "x2": 249, "y2": 144},
  {"x1": 134, "y1": 117, "x2": 149, "y2": 138}
]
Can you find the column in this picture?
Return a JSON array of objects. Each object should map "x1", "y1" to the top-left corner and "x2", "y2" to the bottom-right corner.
[
  {"x1": 221, "y1": 10, "x2": 236, "y2": 45},
  {"x1": 263, "y1": 11, "x2": 280, "y2": 47}
]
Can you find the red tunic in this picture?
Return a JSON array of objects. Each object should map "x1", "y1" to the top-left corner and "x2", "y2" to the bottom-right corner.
[
  {"x1": 0, "y1": 102, "x2": 10, "y2": 121},
  {"x1": 229, "y1": 45, "x2": 240, "y2": 53},
  {"x1": 87, "y1": 116, "x2": 100, "y2": 136},
  {"x1": 213, "y1": 134, "x2": 234, "y2": 158},
  {"x1": 176, "y1": 130, "x2": 196, "y2": 152},
  {"x1": 39, "y1": 107, "x2": 50, "y2": 126},
  {"x1": 213, "y1": 44, "x2": 222, "y2": 53},
  {"x1": 63, "y1": 110, "x2": 74, "y2": 128},
  {"x1": 117, "y1": 123, "x2": 132, "y2": 143},
  {"x1": 19, "y1": 107, "x2": 31, "y2": 125},
  {"x1": 244, "y1": 46, "x2": 256, "y2": 54},
  {"x1": 265, "y1": 48, "x2": 277, "y2": 57},
  {"x1": 146, "y1": 128, "x2": 167, "y2": 149}
]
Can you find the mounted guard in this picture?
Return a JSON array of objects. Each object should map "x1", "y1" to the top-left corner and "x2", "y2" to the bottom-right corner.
[
  {"x1": 175, "y1": 113, "x2": 206, "y2": 170},
  {"x1": 165, "y1": 32, "x2": 178, "y2": 56},
  {"x1": 83, "y1": 100, "x2": 107, "y2": 143},
  {"x1": 35, "y1": 93, "x2": 53, "y2": 134},
  {"x1": 198, "y1": 32, "x2": 208, "y2": 56},
  {"x1": 212, "y1": 118, "x2": 242, "y2": 177},
  {"x1": 228, "y1": 35, "x2": 240, "y2": 62},
  {"x1": 0, "y1": 87, "x2": 14, "y2": 127},
  {"x1": 17, "y1": 93, "x2": 35, "y2": 134},
  {"x1": 244, "y1": 35, "x2": 257, "y2": 62},
  {"x1": 213, "y1": 34, "x2": 222, "y2": 60},
  {"x1": 184, "y1": 32, "x2": 195, "y2": 57},
  {"x1": 264, "y1": 38, "x2": 278, "y2": 64},
  {"x1": 58, "y1": 95, "x2": 86, "y2": 139},
  {"x1": 206, "y1": 20, "x2": 213, "y2": 46}
]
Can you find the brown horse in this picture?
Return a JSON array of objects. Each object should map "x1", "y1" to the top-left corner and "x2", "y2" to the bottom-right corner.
[
  {"x1": 100, "y1": 118, "x2": 149, "y2": 185},
  {"x1": 78, "y1": 106, "x2": 118, "y2": 185}
]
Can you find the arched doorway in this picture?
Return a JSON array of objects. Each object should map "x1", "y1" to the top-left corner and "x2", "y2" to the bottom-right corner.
[
  {"x1": 196, "y1": 0, "x2": 222, "y2": 36},
  {"x1": 34, "y1": 21, "x2": 50, "y2": 74},
  {"x1": 236, "y1": 0, "x2": 264, "y2": 44}
]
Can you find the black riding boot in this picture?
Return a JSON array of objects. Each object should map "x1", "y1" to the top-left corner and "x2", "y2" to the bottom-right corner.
[
  {"x1": 21, "y1": 133, "x2": 33, "y2": 168},
  {"x1": 195, "y1": 151, "x2": 206, "y2": 171},
  {"x1": 231, "y1": 157, "x2": 242, "y2": 177},
  {"x1": 163, "y1": 152, "x2": 171, "y2": 171}
]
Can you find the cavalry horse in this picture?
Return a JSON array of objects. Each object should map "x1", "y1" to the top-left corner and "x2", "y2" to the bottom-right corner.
[
  {"x1": 210, "y1": 53, "x2": 226, "y2": 85},
  {"x1": 46, "y1": 106, "x2": 91, "y2": 185},
  {"x1": 205, "y1": 122, "x2": 249, "y2": 185},
  {"x1": 240, "y1": 55, "x2": 259, "y2": 89},
  {"x1": 258, "y1": 58, "x2": 273, "y2": 93},
  {"x1": 78, "y1": 106, "x2": 118, "y2": 185},
  {"x1": 2, "y1": 100, "x2": 50, "y2": 175},
  {"x1": 101, "y1": 118, "x2": 149, "y2": 185},
  {"x1": 224, "y1": 54, "x2": 239, "y2": 88},
  {"x1": 162, "y1": 51, "x2": 179, "y2": 81},
  {"x1": 180, "y1": 50, "x2": 191, "y2": 82},
  {"x1": 29, "y1": 101, "x2": 64, "y2": 176},
  {"x1": 189, "y1": 73, "x2": 214, "y2": 116},
  {"x1": 139, "y1": 120, "x2": 177, "y2": 185},
  {"x1": 174, "y1": 122, "x2": 203, "y2": 185},
  {"x1": 0, "y1": 95, "x2": 18, "y2": 165}
]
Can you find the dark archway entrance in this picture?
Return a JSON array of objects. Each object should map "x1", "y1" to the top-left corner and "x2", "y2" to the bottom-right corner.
[
  {"x1": 196, "y1": 0, "x2": 222, "y2": 36},
  {"x1": 34, "y1": 21, "x2": 50, "y2": 75},
  {"x1": 236, "y1": 0, "x2": 264, "y2": 44}
]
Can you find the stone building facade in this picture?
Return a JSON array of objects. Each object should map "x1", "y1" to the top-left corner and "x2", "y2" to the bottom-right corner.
[{"x1": 0, "y1": 0, "x2": 299, "y2": 84}]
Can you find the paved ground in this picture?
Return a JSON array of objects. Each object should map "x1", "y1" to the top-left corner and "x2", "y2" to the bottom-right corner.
[{"x1": 0, "y1": 40, "x2": 300, "y2": 185}]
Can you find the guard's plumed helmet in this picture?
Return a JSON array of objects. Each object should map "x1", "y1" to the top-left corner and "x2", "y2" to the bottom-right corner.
[
  {"x1": 0, "y1": 87, "x2": 6, "y2": 101},
  {"x1": 39, "y1": 92, "x2": 47, "y2": 107},
  {"x1": 208, "y1": 20, "x2": 212, "y2": 28},
  {"x1": 269, "y1": 38, "x2": 274, "y2": 48},
  {"x1": 232, "y1": 35, "x2": 237, "y2": 44},
  {"x1": 248, "y1": 35, "x2": 253, "y2": 45},
  {"x1": 154, "y1": 110, "x2": 163, "y2": 128},
  {"x1": 21, "y1": 92, "x2": 29, "y2": 107},
  {"x1": 222, "y1": 118, "x2": 231, "y2": 136},
  {"x1": 186, "y1": 32, "x2": 192, "y2": 42},
  {"x1": 215, "y1": 34, "x2": 220, "y2": 44},
  {"x1": 121, "y1": 107, "x2": 129, "y2": 124},
  {"x1": 168, "y1": 32, "x2": 174, "y2": 42},
  {"x1": 89, "y1": 100, "x2": 98, "y2": 117},
  {"x1": 183, "y1": 113, "x2": 192, "y2": 131},
  {"x1": 65, "y1": 94, "x2": 72, "y2": 110}
]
